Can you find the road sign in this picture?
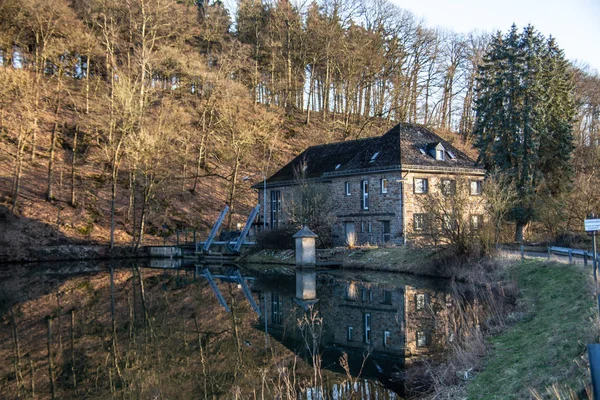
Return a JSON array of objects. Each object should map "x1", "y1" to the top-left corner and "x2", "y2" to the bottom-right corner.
[{"x1": 585, "y1": 219, "x2": 600, "y2": 232}]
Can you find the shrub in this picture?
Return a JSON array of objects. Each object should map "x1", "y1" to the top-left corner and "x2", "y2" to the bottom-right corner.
[
  {"x1": 256, "y1": 224, "x2": 333, "y2": 250},
  {"x1": 255, "y1": 225, "x2": 297, "y2": 250}
]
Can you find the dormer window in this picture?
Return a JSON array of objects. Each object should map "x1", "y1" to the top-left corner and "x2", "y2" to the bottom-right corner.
[
  {"x1": 370, "y1": 152, "x2": 380, "y2": 163},
  {"x1": 335, "y1": 164, "x2": 341, "y2": 170},
  {"x1": 427, "y1": 142, "x2": 446, "y2": 161}
]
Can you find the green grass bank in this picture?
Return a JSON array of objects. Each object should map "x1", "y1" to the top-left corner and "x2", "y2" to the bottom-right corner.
[{"x1": 467, "y1": 260, "x2": 597, "y2": 399}]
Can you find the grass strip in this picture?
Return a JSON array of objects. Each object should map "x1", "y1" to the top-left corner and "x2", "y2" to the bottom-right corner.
[{"x1": 467, "y1": 260, "x2": 596, "y2": 399}]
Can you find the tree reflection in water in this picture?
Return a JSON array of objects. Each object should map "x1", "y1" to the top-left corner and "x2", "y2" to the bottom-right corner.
[{"x1": 0, "y1": 260, "x2": 509, "y2": 399}]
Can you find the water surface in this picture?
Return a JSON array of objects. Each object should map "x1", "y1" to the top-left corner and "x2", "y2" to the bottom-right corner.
[{"x1": 0, "y1": 259, "x2": 489, "y2": 399}]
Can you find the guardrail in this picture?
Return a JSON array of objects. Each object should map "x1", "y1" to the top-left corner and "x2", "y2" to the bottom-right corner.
[{"x1": 547, "y1": 246, "x2": 598, "y2": 266}]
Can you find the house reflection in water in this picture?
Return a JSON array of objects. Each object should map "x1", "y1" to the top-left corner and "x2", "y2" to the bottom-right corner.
[{"x1": 254, "y1": 268, "x2": 472, "y2": 385}]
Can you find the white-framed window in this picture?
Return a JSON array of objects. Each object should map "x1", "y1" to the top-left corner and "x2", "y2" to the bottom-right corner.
[
  {"x1": 381, "y1": 178, "x2": 388, "y2": 194},
  {"x1": 364, "y1": 314, "x2": 371, "y2": 344},
  {"x1": 436, "y1": 149, "x2": 445, "y2": 160},
  {"x1": 345, "y1": 182, "x2": 351, "y2": 196},
  {"x1": 414, "y1": 178, "x2": 428, "y2": 194},
  {"x1": 416, "y1": 293, "x2": 426, "y2": 310},
  {"x1": 361, "y1": 180, "x2": 369, "y2": 210},
  {"x1": 470, "y1": 180, "x2": 483, "y2": 195},
  {"x1": 414, "y1": 214, "x2": 428, "y2": 231},
  {"x1": 471, "y1": 214, "x2": 483, "y2": 230},
  {"x1": 368, "y1": 222, "x2": 372, "y2": 232},
  {"x1": 384, "y1": 331, "x2": 391, "y2": 347},
  {"x1": 361, "y1": 222, "x2": 365, "y2": 232},
  {"x1": 417, "y1": 331, "x2": 428, "y2": 347},
  {"x1": 441, "y1": 179, "x2": 456, "y2": 195},
  {"x1": 442, "y1": 214, "x2": 457, "y2": 230},
  {"x1": 347, "y1": 326, "x2": 354, "y2": 341}
]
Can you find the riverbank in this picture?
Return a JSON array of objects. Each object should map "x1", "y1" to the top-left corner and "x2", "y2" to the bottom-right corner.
[
  {"x1": 243, "y1": 247, "x2": 498, "y2": 283},
  {"x1": 0, "y1": 244, "x2": 148, "y2": 264},
  {"x1": 466, "y1": 260, "x2": 596, "y2": 398}
]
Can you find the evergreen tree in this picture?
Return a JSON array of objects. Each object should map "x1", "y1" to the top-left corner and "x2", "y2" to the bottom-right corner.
[{"x1": 473, "y1": 24, "x2": 575, "y2": 242}]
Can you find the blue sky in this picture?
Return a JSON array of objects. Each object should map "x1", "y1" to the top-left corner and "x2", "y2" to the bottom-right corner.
[{"x1": 390, "y1": 0, "x2": 600, "y2": 73}]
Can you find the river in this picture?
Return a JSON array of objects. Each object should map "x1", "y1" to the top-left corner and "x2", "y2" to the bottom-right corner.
[{"x1": 0, "y1": 259, "x2": 499, "y2": 399}]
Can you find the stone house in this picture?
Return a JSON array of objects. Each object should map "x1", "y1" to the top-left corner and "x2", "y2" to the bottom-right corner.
[{"x1": 253, "y1": 123, "x2": 485, "y2": 246}]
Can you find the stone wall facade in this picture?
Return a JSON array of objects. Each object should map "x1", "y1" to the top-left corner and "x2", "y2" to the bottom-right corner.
[
  {"x1": 257, "y1": 169, "x2": 485, "y2": 247},
  {"x1": 402, "y1": 171, "x2": 486, "y2": 244}
]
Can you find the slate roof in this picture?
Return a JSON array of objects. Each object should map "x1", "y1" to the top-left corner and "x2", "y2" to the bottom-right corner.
[{"x1": 259, "y1": 123, "x2": 483, "y2": 187}]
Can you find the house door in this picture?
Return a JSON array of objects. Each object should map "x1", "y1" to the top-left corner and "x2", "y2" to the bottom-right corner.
[{"x1": 344, "y1": 222, "x2": 355, "y2": 244}]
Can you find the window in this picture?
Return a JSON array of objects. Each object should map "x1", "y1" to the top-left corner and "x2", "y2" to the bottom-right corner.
[
  {"x1": 382, "y1": 290, "x2": 393, "y2": 305},
  {"x1": 345, "y1": 182, "x2": 351, "y2": 196},
  {"x1": 470, "y1": 180, "x2": 483, "y2": 195},
  {"x1": 335, "y1": 164, "x2": 341, "y2": 170},
  {"x1": 381, "y1": 178, "x2": 388, "y2": 194},
  {"x1": 414, "y1": 214, "x2": 429, "y2": 231},
  {"x1": 347, "y1": 326, "x2": 354, "y2": 341},
  {"x1": 370, "y1": 152, "x2": 380, "y2": 162},
  {"x1": 384, "y1": 331, "x2": 391, "y2": 347},
  {"x1": 368, "y1": 222, "x2": 372, "y2": 232},
  {"x1": 271, "y1": 292, "x2": 282, "y2": 324},
  {"x1": 361, "y1": 180, "x2": 369, "y2": 210},
  {"x1": 447, "y1": 151, "x2": 456, "y2": 159},
  {"x1": 364, "y1": 314, "x2": 371, "y2": 344},
  {"x1": 382, "y1": 221, "x2": 391, "y2": 243},
  {"x1": 441, "y1": 179, "x2": 456, "y2": 195},
  {"x1": 414, "y1": 178, "x2": 428, "y2": 194},
  {"x1": 362, "y1": 289, "x2": 372, "y2": 303},
  {"x1": 471, "y1": 214, "x2": 483, "y2": 230},
  {"x1": 270, "y1": 190, "x2": 282, "y2": 229},
  {"x1": 443, "y1": 214, "x2": 457, "y2": 230},
  {"x1": 416, "y1": 293, "x2": 427, "y2": 310},
  {"x1": 436, "y1": 149, "x2": 445, "y2": 160},
  {"x1": 417, "y1": 331, "x2": 428, "y2": 347},
  {"x1": 361, "y1": 222, "x2": 365, "y2": 233}
]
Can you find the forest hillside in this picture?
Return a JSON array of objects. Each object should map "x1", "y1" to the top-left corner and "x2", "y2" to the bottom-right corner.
[{"x1": 0, "y1": 0, "x2": 598, "y2": 257}]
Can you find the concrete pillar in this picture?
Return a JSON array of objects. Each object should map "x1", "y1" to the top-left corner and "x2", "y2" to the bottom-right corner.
[{"x1": 293, "y1": 226, "x2": 318, "y2": 266}]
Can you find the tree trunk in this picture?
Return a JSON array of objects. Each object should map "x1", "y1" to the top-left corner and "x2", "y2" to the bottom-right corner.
[
  {"x1": 10, "y1": 306, "x2": 22, "y2": 396},
  {"x1": 226, "y1": 154, "x2": 240, "y2": 230},
  {"x1": 322, "y1": 59, "x2": 330, "y2": 121},
  {"x1": 70, "y1": 309, "x2": 77, "y2": 392},
  {"x1": 85, "y1": 55, "x2": 90, "y2": 114},
  {"x1": 515, "y1": 222, "x2": 526, "y2": 243},
  {"x1": 47, "y1": 318, "x2": 56, "y2": 400},
  {"x1": 305, "y1": 65, "x2": 314, "y2": 125},
  {"x1": 192, "y1": 131, "x2": 207, "y2": 195},
  {"x1": 110, "y1": 163, "x2": 118, "y2": 249},
  {"x1": 11, "y1": 128, "x2": 26, "y2": 213},
  {"x1": 47, "y1": 75, "x2": 63, "y2": 201},
  {"x1": 70, "y1": 127, "x2": 78, "y2": 207}
]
